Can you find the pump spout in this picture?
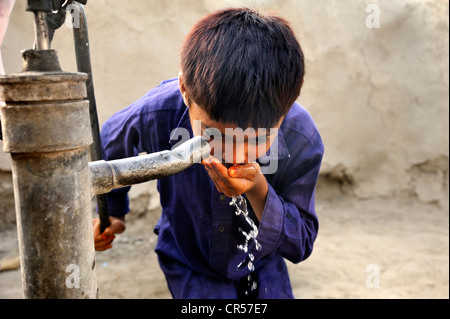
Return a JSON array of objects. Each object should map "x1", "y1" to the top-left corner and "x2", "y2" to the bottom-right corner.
[{"x1": 89, "y1": 136, "x2": 211, "y2": 197}]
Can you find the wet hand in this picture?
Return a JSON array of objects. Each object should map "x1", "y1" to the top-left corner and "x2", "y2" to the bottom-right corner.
[{"x1": 202, "y1": 156, "x2": 262, "y2": 198}]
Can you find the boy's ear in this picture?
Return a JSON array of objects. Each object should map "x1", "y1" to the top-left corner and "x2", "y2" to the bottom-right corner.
[{"x1": 178, "y1": 73, "x2": 190, "y2": 108}]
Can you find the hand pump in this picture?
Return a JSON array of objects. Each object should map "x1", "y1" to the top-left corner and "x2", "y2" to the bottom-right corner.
[{"x1": 0, "y1": 0, "x2": 211, "y2": 299}]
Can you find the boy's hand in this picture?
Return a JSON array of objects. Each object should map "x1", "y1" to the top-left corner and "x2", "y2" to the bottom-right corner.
[
  {"x1": 202, "y1": 157, "x2": 261, "y2": 198},
  {"x1": 203, "y1": 157, "x2": 261, "y2": 197},
  {"x1": 92, "y1": 216, "x2": 126, "y2": 251},
  {"x1": 203, "y1": 157, "x2": 268, "y2": 220}
]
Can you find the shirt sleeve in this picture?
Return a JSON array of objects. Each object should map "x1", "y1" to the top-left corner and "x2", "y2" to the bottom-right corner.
[{"x1": 255, "y1": 129, "x2": 324, "y2": 264}]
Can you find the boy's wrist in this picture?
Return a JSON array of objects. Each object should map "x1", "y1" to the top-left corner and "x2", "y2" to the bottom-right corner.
[{"x1": 245, "y1": 173, "x2": 269, "y2": 221}]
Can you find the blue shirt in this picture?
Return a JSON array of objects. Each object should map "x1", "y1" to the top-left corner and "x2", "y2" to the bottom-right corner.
[{"x1": 100, "y1": 78, "x2": 324, "y2": 299}]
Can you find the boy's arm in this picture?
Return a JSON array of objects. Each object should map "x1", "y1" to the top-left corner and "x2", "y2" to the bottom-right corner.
[
  {"x1": 204, "y1": 129, "x2": 324, "y2": 264},
  {"x1": 256, "y1": 130, "x2": 324, "y2": 263}
]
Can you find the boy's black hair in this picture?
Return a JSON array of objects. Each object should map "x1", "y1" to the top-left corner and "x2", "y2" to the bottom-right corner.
[{"x1": 181, "y1": 8, "x2": 305, "y2": 128}]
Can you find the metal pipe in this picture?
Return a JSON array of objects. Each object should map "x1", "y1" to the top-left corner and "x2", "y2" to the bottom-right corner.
[
  {"x1": 33, "y1": 11, "x2": 51, "y2": 50},
  {"x1": 90, "y1": 136, "x2": 210, "y2": 197}
]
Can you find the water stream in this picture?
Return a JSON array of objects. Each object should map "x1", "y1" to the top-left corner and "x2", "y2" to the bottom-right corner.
[{"x1": 229, "y1": 195, "x2": 262, "y2": 296}]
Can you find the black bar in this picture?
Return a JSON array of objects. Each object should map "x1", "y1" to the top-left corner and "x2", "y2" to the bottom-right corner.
[{"x1": 72, "y1": 2, "x2": 110, "y2": 233}]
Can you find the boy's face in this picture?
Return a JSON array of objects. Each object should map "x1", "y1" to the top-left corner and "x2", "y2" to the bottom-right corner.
[
  {"x1": 187, "y1": 102, "x2": 282, "y2": 166},
  {"x1": 179, "y1": 75, "x2": 282, "y2": 165}
]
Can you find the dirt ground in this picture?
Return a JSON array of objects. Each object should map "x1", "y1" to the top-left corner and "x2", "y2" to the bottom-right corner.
[{"x1": 1, "y1": 177, "x2": 448, "y2": 299}]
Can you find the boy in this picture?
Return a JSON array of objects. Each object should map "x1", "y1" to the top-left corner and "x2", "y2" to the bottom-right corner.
[{"x1": 93, "y1": 8, "x2": 324, "y2": 299}]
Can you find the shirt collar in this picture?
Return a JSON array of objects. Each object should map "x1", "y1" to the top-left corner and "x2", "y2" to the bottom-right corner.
[{"x1": 170, "y1": 105, "x2": 290, "y2": 160}]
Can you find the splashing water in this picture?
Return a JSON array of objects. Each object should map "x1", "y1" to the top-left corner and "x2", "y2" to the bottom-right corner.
[
  {"x1": 229, "y1": 195, "x2": 262, "y2": 296},
  {"x1": 229, "y1": 195, "x2": 262, "y2": 273}
]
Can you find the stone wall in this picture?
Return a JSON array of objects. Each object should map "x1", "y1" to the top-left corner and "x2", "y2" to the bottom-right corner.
[{"x1": 1, "y1": 0, "x2": 449, "y2": 221}]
